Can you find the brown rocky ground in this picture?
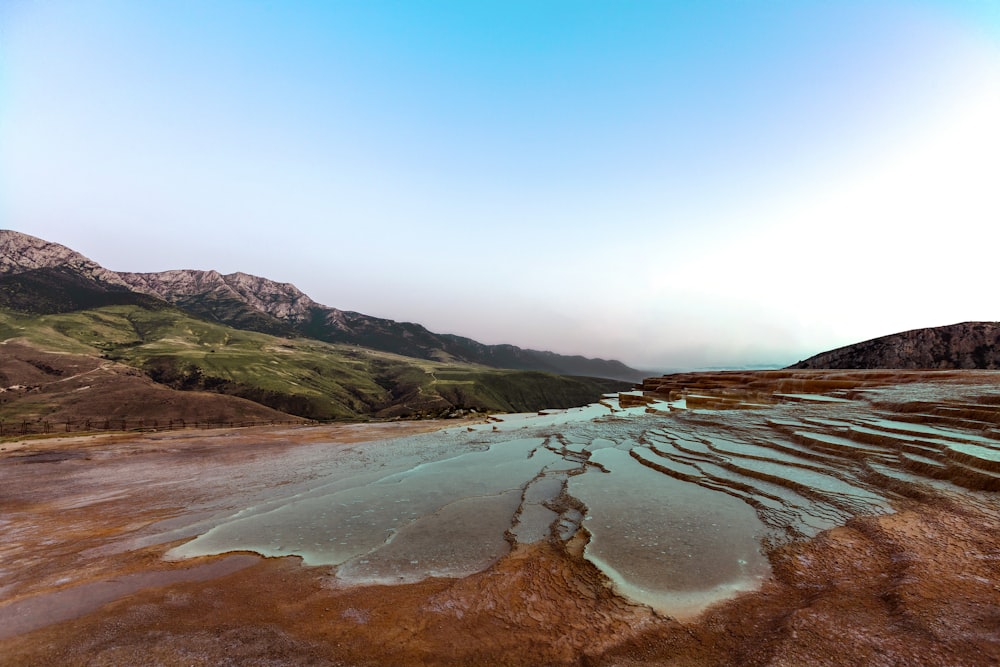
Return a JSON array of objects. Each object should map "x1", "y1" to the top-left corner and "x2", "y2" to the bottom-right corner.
[{"x1": 1, "y1": 373, "x2": 999, "y2": 666}]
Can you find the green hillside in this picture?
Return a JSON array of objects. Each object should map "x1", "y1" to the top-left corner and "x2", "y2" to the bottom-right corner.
[{"x1": 0, "y1": 304, "x2": 629, "y2": 420}]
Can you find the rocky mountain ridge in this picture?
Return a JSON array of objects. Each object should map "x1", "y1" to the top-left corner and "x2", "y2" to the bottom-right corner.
[
  {"x1": 788, "y1": 322, "x2": 1000, "y2": 370},
  {"x1": 119, "y1": 269, "x2": 328, "y2": 323},
  {"x1": 0, "y1": 230, "x2": 132, "y2": 290},
  {"x1": 0, "y1": 230, "x2": 644, "y2": 381}
]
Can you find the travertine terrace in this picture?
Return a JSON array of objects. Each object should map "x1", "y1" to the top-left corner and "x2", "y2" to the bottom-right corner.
[{"x1": 1, "y1": 370, "x2": 999, "y2": 666}]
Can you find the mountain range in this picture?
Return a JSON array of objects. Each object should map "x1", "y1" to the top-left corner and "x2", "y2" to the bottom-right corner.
[
  {"x1": 0, "y1": 229, "x2": 635, "y2": 423},
  {"x1": 1, "y1": 231, "x2": 644, "y2": 381}
]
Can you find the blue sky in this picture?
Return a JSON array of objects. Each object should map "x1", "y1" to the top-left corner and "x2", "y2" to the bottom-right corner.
[{"x1": 2, "y1": 1, "x2": 999, "y2": 369}]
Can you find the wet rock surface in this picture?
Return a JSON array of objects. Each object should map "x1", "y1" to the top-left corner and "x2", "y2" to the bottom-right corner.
[{"x1": 1, "y1": 371, "x2": 999, "y2": 665}]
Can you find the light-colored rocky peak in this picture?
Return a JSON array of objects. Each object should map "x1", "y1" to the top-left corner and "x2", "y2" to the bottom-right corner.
[
  {"x1": 0, "y1": 229, "x2": 131, "y2": 288},
  {"x1": 119, "y1": 269, "x2": 228, "y2": 297},
  {"x1": 118, "y1": 268, "x2": 326, "y2": 323},
  {"x1": 221, "y1": 272, "x2": 322, "y2": 322}
]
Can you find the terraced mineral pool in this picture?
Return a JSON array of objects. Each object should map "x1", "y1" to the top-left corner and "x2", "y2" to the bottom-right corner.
[{"x1": 167, "y1": 383, "x2": 1000, "y2": 618}]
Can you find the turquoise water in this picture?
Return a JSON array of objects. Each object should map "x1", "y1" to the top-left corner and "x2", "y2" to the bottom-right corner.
[{"x1": 168, "y1": 384, "x2": 1000, "y2": 618}]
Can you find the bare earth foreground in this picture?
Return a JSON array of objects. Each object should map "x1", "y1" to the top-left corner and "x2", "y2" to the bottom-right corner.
[{"x1": 2, "y1": 371, "x2": 999, "y2": 666}]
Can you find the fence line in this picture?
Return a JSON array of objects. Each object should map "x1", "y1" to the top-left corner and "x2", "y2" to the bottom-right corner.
[{"x1": 0, "y1": 418, "x2": 306, "y2": 438}]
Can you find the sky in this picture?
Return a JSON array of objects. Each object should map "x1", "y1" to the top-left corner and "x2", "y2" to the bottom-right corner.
[{"x1": 2, "y1": 1, "x2": 999, "y2": 371}]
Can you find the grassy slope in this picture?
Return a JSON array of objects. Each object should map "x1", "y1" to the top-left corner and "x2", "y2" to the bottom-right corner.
[
  {"x1": 0, "y1": 339, "x2": 297, "y2": 425},
  {"x1": 0, "y1": 306, "x2": 630, "y2": 420}
]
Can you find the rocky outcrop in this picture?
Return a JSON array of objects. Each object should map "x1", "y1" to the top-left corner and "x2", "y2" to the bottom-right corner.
[
  {"x1": 0, "y1": 230, "x2": 131, "y2": 289},
  {"x1": 789, "y1": 322, "x2": 1000, "y2": 370},
  {"x1": 0, "y1": 231, "x2": 164, "y2": 314},
  {"x1": 118, "y1": 270, "x2": 326, "y2": 323}
]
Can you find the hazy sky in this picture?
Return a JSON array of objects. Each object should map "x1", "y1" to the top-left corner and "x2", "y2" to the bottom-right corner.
[{"x1": 2, "y1": 1, "x2": 999, "y2": 370}]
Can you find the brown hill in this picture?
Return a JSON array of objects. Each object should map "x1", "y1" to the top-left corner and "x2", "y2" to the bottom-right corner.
[
  {"x1": 0, "y1": 341, "x2": 299, "y2": 427},
  {"x1": 788, "y1": 322, "x2": 1000, "y2": 370}
]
